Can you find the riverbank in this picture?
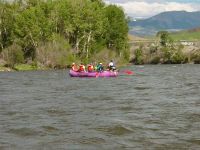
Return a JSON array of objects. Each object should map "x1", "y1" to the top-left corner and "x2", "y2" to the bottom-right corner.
[
  {"x1": 0, "y1": 52, "x2": 199, "y2": 72},
  {"x1": 0, "y1": 43, "x2": 199, "y2": 72},
  {"x1": 0, "y1": 64, "x2": 48, "y2": 72},
  {"x1": 0, "y1": 59, "x2": 130, "y2": 72},
  {"x1": 0, "y1": 66, "x2": 13, "y2": 72},
  {"x1": 0, "y1": 46, "x2": 130, "y2": 72}
]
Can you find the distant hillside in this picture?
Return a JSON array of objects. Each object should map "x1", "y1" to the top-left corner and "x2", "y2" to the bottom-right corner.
[
  {"x1": 128, "y1": 34, "x2": 147, "y2": 41},
  {"x1": 130, "y1": 11, "x2": 200, "y2": 30},
  {"x1": 170, "y1": 27, "x2": 200, "y2": 41},
  {"x1": 188, "y1": 27, "x2": 200, "y2": 32}
]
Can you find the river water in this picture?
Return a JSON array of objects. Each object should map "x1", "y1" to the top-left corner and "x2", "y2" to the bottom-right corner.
[{"x1": 0, "y1": 65, "x2": 200, "y2": 150}]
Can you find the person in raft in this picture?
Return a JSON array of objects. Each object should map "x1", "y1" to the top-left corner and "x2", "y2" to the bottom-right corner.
[
  {"x1": 71, "y1": 62, "x2": 78, "y2": 72},
  {"x1": 93, "y1": 62, "x2": 98, "y2": 71},
  {"x1": 96, "y1": 62, "x2": 104, "y2": 72},
  {"x1": 87, "y1": 63, "x2": 94, "y2": 72},
  {"x1": 78, "y1": 63, "x2": 86, "y2": 72},
  {"x1": 108, "y1": 60, "x2": 116, "y2": 71}
]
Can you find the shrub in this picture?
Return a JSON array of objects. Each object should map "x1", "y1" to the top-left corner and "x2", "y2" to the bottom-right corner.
[
  {"x1": 149, "y1": 45, "x2": 158, "y2": 54},
  {"x1": 36, "y1": 38, "x2": 75, "y2": 68},
  {"x1": 171, "y1": 51, "x2": 186, "y2": 64},
  {"x1": 191, "y1": 52, "x2": 200, "y2": 64},
  {"x1": 194, "y1": 57, "x2": 200, "y2": 64},
  {"x1": 150, "y1": 56, "x2": 160, "y2": 64},
  {"x1": 161, "y1": 47, "x2": 172, "y2": 63},
  {"x1": 122, "y1": 48, "x2": 130, "y2": 61},
  {"x1": 2, "y1": 44, "x2": 24, "y2": 67},
  {"x1": 134, "y1": 48, "x2": 143, "y2": 65}
]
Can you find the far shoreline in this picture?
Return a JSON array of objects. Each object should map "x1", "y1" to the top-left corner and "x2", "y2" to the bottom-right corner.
[{"x1": 0, "y1": 63, "x2": 199, "y2": 72}]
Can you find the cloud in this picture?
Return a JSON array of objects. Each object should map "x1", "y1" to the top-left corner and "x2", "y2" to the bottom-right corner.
[
  {"x1": 105, "y1": 0, "x2": 200, "y2": 4},
  {"x1": 104, "y1": 1, "x2": 200, "y2": 18}
]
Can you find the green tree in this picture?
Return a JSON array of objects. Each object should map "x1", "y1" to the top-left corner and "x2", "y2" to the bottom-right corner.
[
  {"x1": 14, "y1": 3, "x2": 52, "y2": 59},
  {"x1": 0, "y1": 1, "x2": 18, "y2": 51},
  {"x1": 134, "y1": 45, "x2": 143, "y2": 65},
  {"x1": 0, "y1": 0, "x2": 130, "y2": 67},
  {"x1": 64, "y1": 0, "x2": 106, "y2": 60},
  {"x1": 156, "y1": 31, "x2": 173, "y2": 47},
  {"x1": 104, "y1": 5, "x2": 129, "y2": 56}
]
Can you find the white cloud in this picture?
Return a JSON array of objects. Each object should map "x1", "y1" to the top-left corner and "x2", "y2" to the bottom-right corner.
[{"x1": 104, "y1": 1, "x2": 200, "y2": 18}]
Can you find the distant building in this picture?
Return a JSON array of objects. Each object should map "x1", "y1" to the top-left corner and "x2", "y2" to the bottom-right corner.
[{"x1": 180, "y1": 40, "x2": 194, "y2": 46}]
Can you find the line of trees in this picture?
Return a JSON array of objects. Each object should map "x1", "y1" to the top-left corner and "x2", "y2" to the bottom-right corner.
[{"x1": 0, "y1": 0, "x2": 129, "y2": 68}]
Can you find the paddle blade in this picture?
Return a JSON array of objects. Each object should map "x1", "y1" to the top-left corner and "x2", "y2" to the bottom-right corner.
[
  {"x1": 121, "y1": 70, "x2": 134, "y2": 75},
  {"x1": 95, "y1": 72, "x2": 99, "y2": 78},
  {"x1": 126, "y1": 70, "x2": 134, "y2": 75}
]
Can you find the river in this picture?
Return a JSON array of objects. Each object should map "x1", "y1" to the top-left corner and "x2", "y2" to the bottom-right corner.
[{"x1": 0, "y1": 65, "x2": 200, "y2": 150}]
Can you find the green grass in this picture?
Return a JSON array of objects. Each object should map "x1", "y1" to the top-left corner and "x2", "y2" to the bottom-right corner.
[
  {"x1": 170, "y1": 31, "x2": 200, "y2": 41},
  {"x1": 0, "y1": 66, "x2": 6, "y2": 71},
  {"x1": 0, "y1": 65, "x2": 12, "y2": 71},
  {"x1": 14, "y1": 64, "x2": 38, "y2": 71}
]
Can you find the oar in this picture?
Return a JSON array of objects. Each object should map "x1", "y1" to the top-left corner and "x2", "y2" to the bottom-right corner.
[{"x1": 95, "y1": 72, "x2": 99, "y2": 78}]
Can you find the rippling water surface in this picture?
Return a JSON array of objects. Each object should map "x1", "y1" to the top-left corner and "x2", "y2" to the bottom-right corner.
[{"x1": 0, "y1": 65, "x2": 200, "y2": 150}]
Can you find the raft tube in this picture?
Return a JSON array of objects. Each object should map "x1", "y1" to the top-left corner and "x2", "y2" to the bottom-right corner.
[{"x1": 69, "y1": 70, "x2": 118, "y2": 77}]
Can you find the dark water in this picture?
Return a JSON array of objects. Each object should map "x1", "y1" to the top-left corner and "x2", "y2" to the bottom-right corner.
[{"x1": 0, "y1": 65, "x2": 200, "y2": 150}]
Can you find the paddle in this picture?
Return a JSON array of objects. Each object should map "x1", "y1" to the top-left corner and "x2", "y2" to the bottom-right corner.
[{"x1": 95, "y1": 72, "x2": 99, "y2": 78}]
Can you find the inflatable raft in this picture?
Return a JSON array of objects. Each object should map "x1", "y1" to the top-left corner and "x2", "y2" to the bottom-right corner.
[{"x1": 69, "y1": 70, "x2": 118, "y2": 77}]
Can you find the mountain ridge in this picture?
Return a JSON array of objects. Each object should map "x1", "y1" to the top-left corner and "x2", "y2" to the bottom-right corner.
[{"x1": 129, "y1": 11, "x2": 200, "y2": 30}]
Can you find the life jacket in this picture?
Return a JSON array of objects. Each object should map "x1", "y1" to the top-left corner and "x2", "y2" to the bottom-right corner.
[
  {"x1": 97, "y1": 64, "x2": 103, "y2": 72},
  {"x1": 72, "y1": 64, "x2": 78, "y2": 71},
  {"x1": 88, "y1": 65, "x2": 94, "y2": 72},
  {"x1": 79, "y1": 65, "x2": 85, "y2": 72}
]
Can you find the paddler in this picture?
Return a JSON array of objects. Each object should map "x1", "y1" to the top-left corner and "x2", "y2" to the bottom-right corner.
[
  {"x1": 96, "y1": 62, "x2": 104, "y2": 72},
  {"x1": 71, "y1": 62, "x2": 78, "y2": 72},
  {"x1": 87, "y1": 63, "x2": 94, "y2": 72},
  {"x1": 108, "y1": 60, "x2": 116, "y2": 71},
  {"x1": 78, "y1": 63, "x2": 86, "y2": 72}
]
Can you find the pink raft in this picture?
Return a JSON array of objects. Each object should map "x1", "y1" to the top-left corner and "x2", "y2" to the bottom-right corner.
[{"x1": 69, "y1": 70, "x2": 118, "y2": 77}]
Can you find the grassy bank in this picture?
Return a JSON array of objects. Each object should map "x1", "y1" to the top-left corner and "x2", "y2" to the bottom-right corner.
[
  {"x1": 170, "y1": 28, "x2": 200, "y2": 41},
  {"x1": 0, "y1": 64, "x2": 48, "y2": 72},
  {"x1": 13, "y1": 64, "x2": 42, "y2": 71},
  {"x1": 170, "y1": 31, "x2": 200, "y2": 41},
  {"x1": 0, "y1": 65, "x2": 13, "y2": 72}
]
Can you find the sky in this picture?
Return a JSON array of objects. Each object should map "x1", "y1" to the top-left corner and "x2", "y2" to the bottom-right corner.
[{"x1": 104, "y1": 0, "x2": 200, "y2": 18}]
